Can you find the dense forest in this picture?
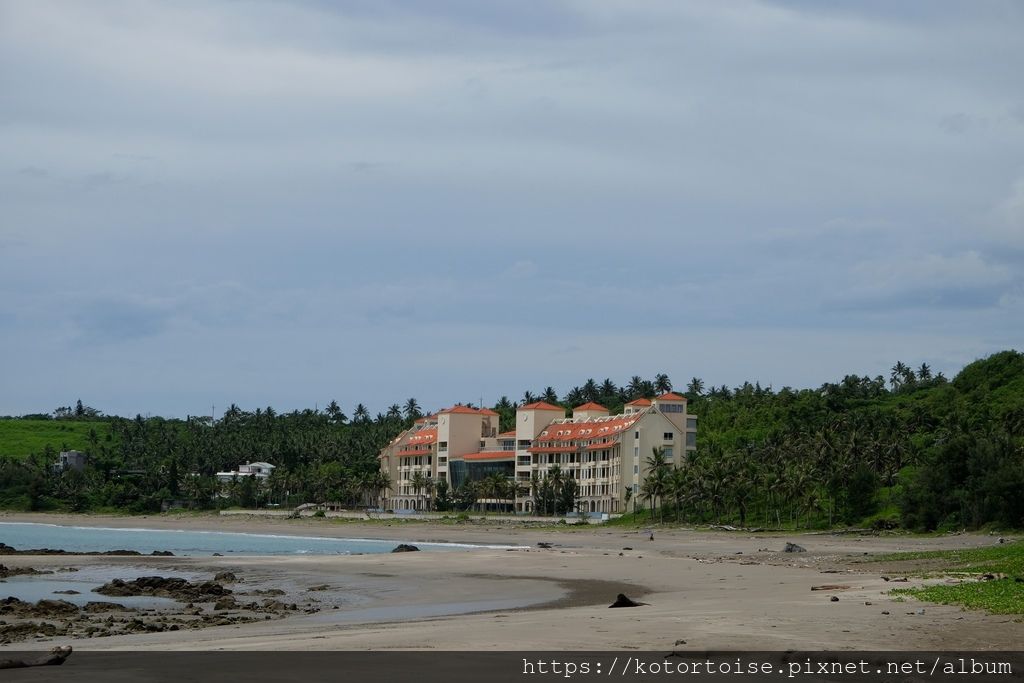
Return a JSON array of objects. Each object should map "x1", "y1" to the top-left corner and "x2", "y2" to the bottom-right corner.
[{"x1": 0, "y1": 350, "x2": 1022, "y2": 531}]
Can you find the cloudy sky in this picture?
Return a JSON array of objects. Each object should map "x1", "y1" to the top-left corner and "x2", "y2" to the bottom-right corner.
[{"x1": 1, "y1": 0, "x2": 1022, "y2": 418}]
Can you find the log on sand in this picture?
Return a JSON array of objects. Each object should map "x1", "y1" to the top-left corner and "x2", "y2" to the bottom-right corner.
[{"x1": 0, "y1": 646, "x2": 73, "y2": 669}]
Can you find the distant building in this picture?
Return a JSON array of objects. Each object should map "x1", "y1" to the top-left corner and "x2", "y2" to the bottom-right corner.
[
  {"x1": 53, "y1": 450, "x2": 87, "y2": 473},
  {"x1": 215, "y1": 461, "x2": 276, "y2": 483},
  {"x1": 379, "y1": 394, "x2": 697, "y2": 514}
]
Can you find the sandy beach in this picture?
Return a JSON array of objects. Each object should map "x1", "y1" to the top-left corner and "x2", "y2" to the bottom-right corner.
[{"x1": 1, "y1": 512, "x2": 1019, "y2": 651}]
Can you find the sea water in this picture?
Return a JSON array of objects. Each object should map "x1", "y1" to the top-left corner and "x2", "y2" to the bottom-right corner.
[{"x1": 0, "y1": 522, "x2": 515, "y2": 556}]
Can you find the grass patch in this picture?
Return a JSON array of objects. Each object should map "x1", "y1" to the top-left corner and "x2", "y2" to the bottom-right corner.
[
  {"x1": 0, "y1": 419, "x2": 107, "y2": 459},
  {"x1": 894, "y1": 581, "x2": 1024, "y2": 615},
  {"x1": 882, "y1": 540, "x2": 1024, "y2": 614},
  {"x1": 875, "y1": 540, "x2": 1024, "y2": 576}
]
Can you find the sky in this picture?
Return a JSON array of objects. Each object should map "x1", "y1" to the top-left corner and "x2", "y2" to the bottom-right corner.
[{"x1": 1, "y1": 0, "x2": 1023, "y2": 418}]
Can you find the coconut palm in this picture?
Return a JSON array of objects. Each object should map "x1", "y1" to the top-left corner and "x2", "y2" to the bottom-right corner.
[
  {"x1": 409, "y1": 471, "x2": 427, "y2": 511},
  {"x1": 403, "y1": 398, "x2": 422, "y2": 420}
]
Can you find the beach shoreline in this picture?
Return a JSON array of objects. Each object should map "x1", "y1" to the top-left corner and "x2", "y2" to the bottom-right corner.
[{"x1": 0, "y1": 511, "x2": 1019, "y2": 651}]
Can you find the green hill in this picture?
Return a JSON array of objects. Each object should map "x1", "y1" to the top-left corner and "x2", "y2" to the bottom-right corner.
[{"x1": 0, "y1": 419, "x2": 107, "y2": 459}]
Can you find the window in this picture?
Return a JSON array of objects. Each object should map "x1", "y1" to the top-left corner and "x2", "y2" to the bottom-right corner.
[
  {"x1": 634, "y1": 431, "x2": 640, "y2": 439},
  {"x1": 634, "y1": 464, "x2": 639, "y2": 474},
  {"x1": 686, "y1": 432, "x2": 697, "y2": 447},
  {"x1": 662, "y1": 447, "x2": 673, "y2": 458},
  {"x1": 438, "y1": 441, "x2": 448, "y2": 452},
  {"x1": 518, "y1": 440, "x2": 531, "y2": 449},
  {"x1": 663, "y1": 432, "x2": 673, "y2": 441},
  {"x1": 687, "y1": 418, "x2": 697, "y2": 430}
]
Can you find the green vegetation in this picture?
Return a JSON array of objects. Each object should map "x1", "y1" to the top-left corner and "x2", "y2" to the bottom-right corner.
[
  {"x1": 885, "y1": 541, "x2": 1024, "y2": 614},
  {"x1": 0, "y1": 351, "x2": 1021, "y2": 530},
  {"x1": 0, "y1": 420, "x2": 105, "y2": 459},
  {"x1": 878, "y1": 540, "x2": 1024, "y2": 575},
  {"x1": 617, "y1": 351, "x2": 1024, "y2": 531}
]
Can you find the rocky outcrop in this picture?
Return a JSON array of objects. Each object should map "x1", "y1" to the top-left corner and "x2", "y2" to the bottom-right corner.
[
  {"x1": 0, "y1": 564, "x2": 52, "y2": 578},
  {"x1": 391, "y1": 544, "x2": 420, "y2": 553},
  {"x1": 93, "y1": 576, "x2": 232, "y2": 602}
]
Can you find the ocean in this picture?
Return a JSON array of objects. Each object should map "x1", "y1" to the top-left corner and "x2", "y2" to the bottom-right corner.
[{"x1": 0, "y1": 522, "x2": 513, "y2": 556}]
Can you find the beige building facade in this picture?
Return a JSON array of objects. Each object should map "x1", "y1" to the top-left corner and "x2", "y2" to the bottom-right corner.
[{"x1": 379, "y1": 393, "x2": 697, "y2": 514}]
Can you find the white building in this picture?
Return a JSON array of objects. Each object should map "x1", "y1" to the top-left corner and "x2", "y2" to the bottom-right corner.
[{"x1": 215, "y1": 461, "x2": 276, "y2": 483}]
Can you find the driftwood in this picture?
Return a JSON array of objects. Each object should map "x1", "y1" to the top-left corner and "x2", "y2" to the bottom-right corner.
[
  {"x1": 609, "y1": 593, "x2": 647, "y2": 608},
  {"x1": 0, "y1": 645, "x2": 73, "y2": 669}
]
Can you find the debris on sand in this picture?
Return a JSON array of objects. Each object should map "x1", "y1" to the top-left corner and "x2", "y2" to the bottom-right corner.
[
  {"x1": 811, "y1": 585, "x2": 851, "y2": 591},
  {"x1": 783, "y1": 543, "x2": 807, "y2": 553},
  {"x1": 609, "y1": 593, "x2": 647, "y2": 608},
  {"x1": 0, "y1": 645, "x2": 73, "y2": 669}
]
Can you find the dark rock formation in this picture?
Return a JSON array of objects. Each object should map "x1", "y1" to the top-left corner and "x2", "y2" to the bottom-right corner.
[
  {"x1": 94, "y1": 576, "x2": 231, "y2": 602},
  {"x1": 609, "y1": 593, "x2": 647, "y2": 608}
]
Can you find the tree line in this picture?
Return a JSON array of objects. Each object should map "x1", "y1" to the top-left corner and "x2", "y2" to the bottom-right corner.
[{"x1": 0, "y1": 351, "x2": 1021, "y2": 530}]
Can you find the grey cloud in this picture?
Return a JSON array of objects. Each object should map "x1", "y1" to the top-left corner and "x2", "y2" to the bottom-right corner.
[{"x1": 1, "y1": 1, "x2": 1022, "y2": 416}]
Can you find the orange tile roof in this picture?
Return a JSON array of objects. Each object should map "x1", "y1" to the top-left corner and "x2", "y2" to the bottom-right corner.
[
  {"x1": 573, "y1": 401, "x2": 608, "y2": 412},
  {"x1": 520, "y1": 401, "x2": 565, "y2": 412},
  {"x1": 627, "y1": 398, "x2": 652, "y2": 406},
  {"x1": 536, "y1": 414, "x2": 643, "y2": 443},
  {"x1": 407, "y1": 427, "x2": 437, "y2": 445},
  {"x1": 656, "y1": 392, "x2": 686, "y2": 401},
  {"x1": 462, "y1": 451, "x2": 516, "y2": 461},
  {"x1": 498, "y1": 430, "x2": 517, "y2": 438},
  {"x1": 478, "y1": 408, "x2": 499, "y2": 416}
]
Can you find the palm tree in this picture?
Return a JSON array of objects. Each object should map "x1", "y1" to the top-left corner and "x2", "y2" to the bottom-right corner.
[
  {"x1": 564, "y1": 387, "x2": 584, "y2": 407},
  {"x1": 423, "y1": 477, "x2": 435, "y2": 511},
  {"x1": 654, "y1": 373, "x2": 672, "y2": 394},
  {"x1": 403, "y1": 398, "x2": 422, "y2": 420},
  {"x1": 410, "y1": 471, "x2": 427, "y2": 511},
  {"x1": 353, "y1": 404, "x2": 371, "y2": 423},
  {"x1": 541, "y1": 387, "x2": 559, "y2": 404},
  {"x1": 325, "y1": 400, "x2": 344, "y2": 425},
  {"x1": 547, "y1": 465, "x2": 564, "y2": 516},
  {"x1": 917, "y1": 363, "x2": 932, "y2": 381},
  {"x1": 522, "y1": 390, "x2": 537, "y2": 405},
  {"x1": 686, "y1": 377, "x2": 705, "y2": 396},
  {"x1": 626, "y1": 376, "x2": 645, "y2": 400}
]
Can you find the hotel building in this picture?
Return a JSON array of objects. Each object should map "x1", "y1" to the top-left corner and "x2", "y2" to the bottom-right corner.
[{"x1": 379, "y1": 394, "x2": 697, "y2": 515}]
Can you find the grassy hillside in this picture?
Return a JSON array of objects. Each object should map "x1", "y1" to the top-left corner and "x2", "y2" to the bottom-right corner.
[{"x1": 0, "y1": 420, "x2": 106, "y2": 459}]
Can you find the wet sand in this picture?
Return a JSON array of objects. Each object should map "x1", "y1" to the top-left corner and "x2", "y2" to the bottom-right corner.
[{"x1": 0, "y1": 512, "x2": 1019, "y2": 651}]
